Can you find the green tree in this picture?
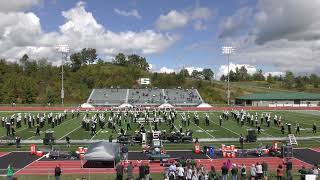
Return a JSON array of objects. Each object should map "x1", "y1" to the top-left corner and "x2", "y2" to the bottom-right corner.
[
  {"x1": 295, "y1": 76, "x2": 306, "y2": 90},
  {"x1": 70, "y1": 52, "x2": 83, "y2": 71},
  {"x1": 267, "y1": 73, "x2": 274, "y2": 83},
  {"x1": 19, "y1": 54, "x2": 29, "y2": 71},
  {"x1": 21, "y1": 78, "x2": 37, "y2": 104},
  {"x1": 202, "y1": 68, "x2": 214, "y2": 81},
  {"x1": 127, "y1": 54, "x2": 149, "y2": 71},
  {"x1": 252, "y1": 69, "x2": 265, "y2": 81},
  {"x1": 191, "y1": 70, "x2": 204, "y2": 80},
  {"x1": 310, "y1": 74, "x2": 319, "y2": 88},
  {"x1": 81, "y1": 48, "x2": 97, "y2": 64},
  {"x1": 45, "y1": 86, "x2": 57, "y2": 104},
  {"x1": 283, "y1": 71, "x2": 295, "y2": 89},
  {"x1": 113, "y1": 53, "x2": 126, "y2": 65},
  {"x1": 179, "y1": 69, "x2": 189, "y2": 77}
]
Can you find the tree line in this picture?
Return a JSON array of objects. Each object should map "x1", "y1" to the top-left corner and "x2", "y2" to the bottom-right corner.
[
  {"x1": 220, "y1": 66, "x2": 320, "y2": 90},
  {"x1": 0, "y1": 49, "x2": 318, "y2": 104}
]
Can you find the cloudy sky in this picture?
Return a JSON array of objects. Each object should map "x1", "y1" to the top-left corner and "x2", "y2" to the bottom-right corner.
[{"x1": 0, "y1": 0, "x2": 320, "y2": 77}]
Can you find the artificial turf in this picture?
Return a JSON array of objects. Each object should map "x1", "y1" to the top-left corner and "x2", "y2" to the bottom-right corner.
[{"x1": 0, "y1": 110, "x2": 319, "y2": 141}]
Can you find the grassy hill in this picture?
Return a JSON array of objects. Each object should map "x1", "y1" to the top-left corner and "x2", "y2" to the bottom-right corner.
[{"x1": 0, "y1": 59, "x2": 319, "y2": 105}]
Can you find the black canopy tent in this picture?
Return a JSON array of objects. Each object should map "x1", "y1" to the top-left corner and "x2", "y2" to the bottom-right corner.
[{"x1": 83, "y1": 141, "x2": 120, "y2": 168}]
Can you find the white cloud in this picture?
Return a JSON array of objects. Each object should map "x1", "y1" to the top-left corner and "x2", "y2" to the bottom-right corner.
[
  {"x1": 156, "y1": 66, "x2": 204, "y2": 75},
  {"x1": 217, "y1": 62, "x2": 257, "y2": 79},
  {"x1": 155, "y1": 10, "x2": 189, "y2": 31},
  {"x1": 185, "y1": 67, "x2": 203, "y2": 75},
  {"x1": 254, "y1": 0, "x2": 320, "y2": 44},
  {"x1": 114, "y1": 8, "x2": 141, "y2": 19},
  {"x1": 0, "y1": 0, "x2": 41, "y2": 12},
  {"x1": 155, "y1": 7, "x2": 213, "y2": 31},
  {"x1": 159, "y1": 67, "x2": 175, "y2": 74},
  {"x1": 218, "y1": 0, "x2": 320, "y2": 75},
  {"x1": 190, "y1": 7, "x2": 211, "y2": 20},
  {"x1": 219, "y1": 7, "x2": 252, "y2": 38},
  {"x1": 193, "y1": 21, "x2": 207, "y2": 31},
  {"x1": 263, "y1": 71, "x2": 284, "y2": 78},
  {"x1": 0, "y1": 1, "x2": 178, "y2": 63}
]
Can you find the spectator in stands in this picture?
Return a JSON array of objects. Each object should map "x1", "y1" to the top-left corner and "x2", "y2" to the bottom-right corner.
[
  {"x1": 283, "y1": 159, "x2": 293, "y2": 180},
  {"x1": 176, "y1": 163, "x2": 184, "y2": 180},
  {"x1": 276, "y1": 164, "x2": 284, "y2": 180},
  {"x1": 6, "y1": 164, "x2": 14, "y2": 180},
  {"x1": 191, "y1": 169, "x2": 198, "y2": 180},
  {"x1": 185, "y1": 164, "x2": 193, "y2": 180},
  {"x1": 250, "y1": 164, "x2": 256, "y2": 180},
  {"x1": 262, "y1": 161, "x2": 268, "y2": 180},
  {"x1": 312, "y1": 165, "x2": 319, "y2": 179},
  {"x1": 139, "y1": 163, "x2": 146, "y2": 180},
  {"x1": 126, "y1": 162, "x2": 134, "y2": 180},
  {"x1": 145, "y1": 163, "x2": 150, "y2": 180},
  {"x1": 256, "y1": 162, "x2": 263, "y2": 179},
  {"x1": 231, "y1": 164, "x2": 238, "y2": 180},
  {"x1": 208, "y1": 165, "x2": 218, "y2": 180},
  {"x1": 221, "y1": 162, "x2": 229, "y2": 180},
  {"x1": 298, "y1": 165, "x2": 308, "y2": 180},
  {"x1": 240, "y1": 164, "x2": 246, "y2": 180},
  {"x1": 115, "y1": 162, "x2": 124, "y2": 180},
  {"x1": 54, "y1": 164, "x2": 62, "y2": 180}
]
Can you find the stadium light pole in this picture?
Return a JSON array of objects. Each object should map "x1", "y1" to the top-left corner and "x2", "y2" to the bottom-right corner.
[
  {"x1": 56, "y1": 44, "x2": 70, "y2": 105},
  {"x1": 222, "y1": 46, "x2": 234, "y2": 106}
]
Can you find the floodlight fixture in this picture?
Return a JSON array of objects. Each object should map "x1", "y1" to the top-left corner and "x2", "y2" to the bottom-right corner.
[
  {"x1": 55, "y1": 44, "x2": 70, "y2": 105},
  {"x1": 222, "y1": 46, "x2": 235, "y2": 106}
]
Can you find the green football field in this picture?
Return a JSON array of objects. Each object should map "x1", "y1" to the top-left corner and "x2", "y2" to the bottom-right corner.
[{"x1": 0, "y1": 110, "x2": 319, "y2": 141}]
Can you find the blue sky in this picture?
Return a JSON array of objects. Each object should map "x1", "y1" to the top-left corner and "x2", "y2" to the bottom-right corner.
[{"x1": 1, "y1": 0, "x2": 320, "y2": 77}]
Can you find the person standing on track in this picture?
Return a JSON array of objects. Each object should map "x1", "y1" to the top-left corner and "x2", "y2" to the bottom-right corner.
[
  {"x1": 54, "y1": 164, "x2": 62, "y2": 180},
  {"x1": 6, "y1": 164, "x2": 14, "y2": 180},
  {"x1": 126, "y1": 161, "x2": 134, "y2": 180},
  {"x1": 313, "y1": 123, "x2": 317, "y2": 134},
  {"x1": 115, "y1": 162, "x2": 124, "y2": 180}
]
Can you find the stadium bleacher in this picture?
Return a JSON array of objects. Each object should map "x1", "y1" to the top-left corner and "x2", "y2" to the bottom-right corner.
[
  {"x1": 164, "y1": 88, "x2": 203, "y2": 106},
  {"x1": 87, "y1": 89, "x2": 127, "y2": 106},
  {"x1": 87, "y1": 88, "x2": 204, "y2": 107}
]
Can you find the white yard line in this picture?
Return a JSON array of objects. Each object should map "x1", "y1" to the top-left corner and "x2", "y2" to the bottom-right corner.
[
  {"x1": 14, "y1": 156, "x2": 44, "y2": 175},
  {"x1": 90, "y1": 128, "x2": 102, "y2": 140},
  {"x1": 0, "y1": 126, "x2": 29, "y2": 138},
  {"x1": 58, "y1": 125, "x2": 82, "y2": 140},
  {"x1": 183, "y1": 114, "x2": 215, "y2": 139},
  {"x1": 206, "y1": 116, "x2": 240, "y2": 136},
  {"x1": 0, "y1": 152, "x2": 11, "y2": 158},
  {"x1": 27, "y1": 136, "x2": 35, "y2": 140}
]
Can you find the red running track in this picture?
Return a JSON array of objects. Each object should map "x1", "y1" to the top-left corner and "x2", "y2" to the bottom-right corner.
[
  {"x1": 0, "y1": 152, "x2": 9, "y2": 157},
  {"x1": 16, "y1": 157, "x2": 312, "y2": 175},
  {"x1": 311, "y1": 147, "x2": 320, "y2": 152}
]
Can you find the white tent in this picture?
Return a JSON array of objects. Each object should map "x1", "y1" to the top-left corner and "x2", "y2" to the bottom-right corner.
[
  {"x1": 197, "y1": 103, "x2": 212, "y2": 108},
  {"x1": 84, "y1": 141, "x2": 120, "y2": 161},
  {"x1": 81, "y1": 103, "x2": 94, "y2": 108},
  {"x1": 159, "y1": 103, "x2": 173, "y2": 108},
  {"x1": 119, "y1": 103, "x2": 133, "y2": 108}
]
